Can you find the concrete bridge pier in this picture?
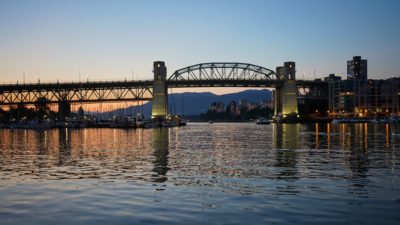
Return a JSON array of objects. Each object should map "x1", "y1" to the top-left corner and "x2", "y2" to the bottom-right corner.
[
  {"x1": 151, "y1": 61, "x2": 168, "y2": 121},
  {"x1": 274, "y1": 62, "x2": 298, "y2": 121},
  {"x1": 273, "y1": 88, "x2": 282, "y2": 116}
]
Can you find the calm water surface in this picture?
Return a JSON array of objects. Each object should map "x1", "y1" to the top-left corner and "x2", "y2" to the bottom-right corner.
[{"x1": 0, "y1": 123, "x2": 399, "y2": 224}]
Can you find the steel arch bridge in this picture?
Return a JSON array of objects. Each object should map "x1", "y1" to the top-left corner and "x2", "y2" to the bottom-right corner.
[
  {"x1": 0, "y1": 61, "x2": 327, "y2": 110},
  {"x1": 167, "y1": 62, "x2": 281, "y2": 88}
]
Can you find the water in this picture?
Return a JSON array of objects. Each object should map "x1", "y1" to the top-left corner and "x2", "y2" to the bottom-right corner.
[{"x1": 0, "y1": 123, "x2": 399, "y2": 224}]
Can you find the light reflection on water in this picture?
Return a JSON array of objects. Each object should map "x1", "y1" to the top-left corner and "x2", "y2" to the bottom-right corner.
[{"x1": 0, "y1": 123, "x2": 399, "y2": 225}]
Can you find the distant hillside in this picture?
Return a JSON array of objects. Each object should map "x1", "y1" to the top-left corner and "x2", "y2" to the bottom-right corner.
[{"x1": 101, "y1": 89, "x2": 272, "y2": 118}]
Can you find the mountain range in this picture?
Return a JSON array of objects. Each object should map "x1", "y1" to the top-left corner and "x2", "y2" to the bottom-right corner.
[{"x1": 100, "y1": 89, "x2": 272, "y2": 118}]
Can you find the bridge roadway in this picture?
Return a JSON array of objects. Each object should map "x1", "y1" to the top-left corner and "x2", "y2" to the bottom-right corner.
[{"x1": 0, "y1": 79, "x2": 326, "y2": 106}]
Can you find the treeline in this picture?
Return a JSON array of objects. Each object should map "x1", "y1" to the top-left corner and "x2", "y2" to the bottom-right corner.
[
  {"x1": 200, "y1": 101, "x2": 272, "y2": 121},
  {"x1": 0, "y1": 98, "x2": 78, "y2": 124}
]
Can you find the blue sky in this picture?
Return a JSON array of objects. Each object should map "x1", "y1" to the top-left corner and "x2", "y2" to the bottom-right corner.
[{"x1": 1, "y1": 0, "x2": 399, "y2": 85}]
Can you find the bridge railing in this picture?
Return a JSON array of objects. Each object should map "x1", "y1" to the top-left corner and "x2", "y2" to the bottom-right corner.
[{"x1": 0, "y1": 79, "x2": 154, "y2": 86}]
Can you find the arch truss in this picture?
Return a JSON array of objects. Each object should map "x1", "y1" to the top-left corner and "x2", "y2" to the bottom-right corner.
[{"x1": 168, "y1": 63, "x2": 278, "y2": 82}]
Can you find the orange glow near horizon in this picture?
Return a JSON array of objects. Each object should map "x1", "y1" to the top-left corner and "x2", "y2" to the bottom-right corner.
[
  {"x1": 0, "y1": 87, "x2": 272, "y2": 113},
  {"x1": 70, "y1": 101, "x2": 148, "y2": 113},
  {"x1": 1, "y1": 101, "x2": 148, "y2": 113}
]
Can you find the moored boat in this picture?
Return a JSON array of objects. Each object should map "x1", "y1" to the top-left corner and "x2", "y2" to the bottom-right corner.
[
  {"x1": 179, "y1": 118, "x2": 187, "y2": 126},
  {"x1": 256, "y1": 117, "x2": 270, "y2": 125}
]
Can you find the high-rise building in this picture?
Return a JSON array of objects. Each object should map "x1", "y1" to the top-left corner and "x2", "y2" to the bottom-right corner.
[
  {"x1": 347, "y1": 56, "x2": 367, "y2": 80},
  {"x1": 327, "y1": 56, "x2": 400, "y2": 117}
]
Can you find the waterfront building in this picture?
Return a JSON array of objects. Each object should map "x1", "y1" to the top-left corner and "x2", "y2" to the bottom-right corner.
[
  {"x1": 227, "y1": 101, "x2": 238, "y2": 115},
  {"x1": 327, "y1": 56, "x2": 400, "y2": 117},
  {"x1": 347, "y1": 56, "x2": 367, "y2": 80},
  {"x1": 210, "y1": 101, "x2": 225, "y2": 113}
]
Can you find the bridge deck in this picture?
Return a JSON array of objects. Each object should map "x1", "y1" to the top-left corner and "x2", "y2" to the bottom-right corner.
[
  {"x1": 0, "y1": 80, "x2": 154, "y2": 105},
  {"x1": 0, "y1": 79, "x2": 327, "y2": 106}
]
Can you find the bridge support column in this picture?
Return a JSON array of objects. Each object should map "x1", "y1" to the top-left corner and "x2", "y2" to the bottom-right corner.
[
  {"x1": 274, "y1": 62, "x2": 298, "y2": 121},
  {"x1": 151, "y1": 61, "x2": 168, "y2": 120},
  {"x1": 273, "y1": 88, "x2": 282, "y2": 116},
  {"x1": 281, "y1": 80, "x2": 298, "y2": 116}
]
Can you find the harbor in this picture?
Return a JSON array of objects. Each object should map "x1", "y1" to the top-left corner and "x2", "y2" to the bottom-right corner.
[{"x1": 0, "y1": 114, "x2": 187, "y2": 129}]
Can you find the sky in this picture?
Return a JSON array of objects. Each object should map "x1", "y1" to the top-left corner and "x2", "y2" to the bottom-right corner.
[{"x1": 1, "y1": 0, "x2": 400, "y2": 89}]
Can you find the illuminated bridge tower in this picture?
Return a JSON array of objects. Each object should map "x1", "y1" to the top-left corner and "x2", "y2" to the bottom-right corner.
[
  {"x1": 151, "y1": 61, "x2": 168, "y2": 119},
  {"x1": 274, "y1": 62, "x2": 298, "y2": 119}
]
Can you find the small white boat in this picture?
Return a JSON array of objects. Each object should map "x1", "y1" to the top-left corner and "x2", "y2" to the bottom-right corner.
[
  {"x1": 256, "y1": 117, "x2": 270, "y2": 125},
  {"x1": 179, "y1": 118, "x2": 187, "y2": 126}
]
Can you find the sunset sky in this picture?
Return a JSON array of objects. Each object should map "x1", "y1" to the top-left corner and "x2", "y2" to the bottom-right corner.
[{"x1": 1, "y1": 0, "x2": 400, "y2": 93}]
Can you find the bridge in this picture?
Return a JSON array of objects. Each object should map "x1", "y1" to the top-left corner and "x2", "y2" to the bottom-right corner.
[{"x1": 0, "y1": 61, "x2": 327, "y2": 119}]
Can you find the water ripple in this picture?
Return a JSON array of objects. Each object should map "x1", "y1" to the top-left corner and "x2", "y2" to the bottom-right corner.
[{"x1": 0, "y1": 123, "x2": 399, "y2": 224}]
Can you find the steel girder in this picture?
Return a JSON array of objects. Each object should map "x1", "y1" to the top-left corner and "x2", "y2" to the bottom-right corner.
[
  {"x1": 0, "y1": 80, "x2": 153, "y2": 106},
  {"x1": 168, "y1": 63, "x2": 278, "y2": 82}
]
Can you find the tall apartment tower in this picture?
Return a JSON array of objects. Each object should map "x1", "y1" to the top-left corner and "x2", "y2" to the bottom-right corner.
[{"x1": 347, "y1": 56, "x2": 367, "y2": 80}]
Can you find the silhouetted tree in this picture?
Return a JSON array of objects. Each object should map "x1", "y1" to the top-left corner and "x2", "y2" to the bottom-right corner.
[
  {"x1": 35, "y1": 97, "x2": 50, "y2": 122},
  {"x1": 78, "y1": 106, "x2": 84, "y2": 120},
  {"x1": 201, "y1": 99, "x2": 272, "y2": 121},
  {"x1": 58, "y1": 100, "x2": 71, "y2": 121}
]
